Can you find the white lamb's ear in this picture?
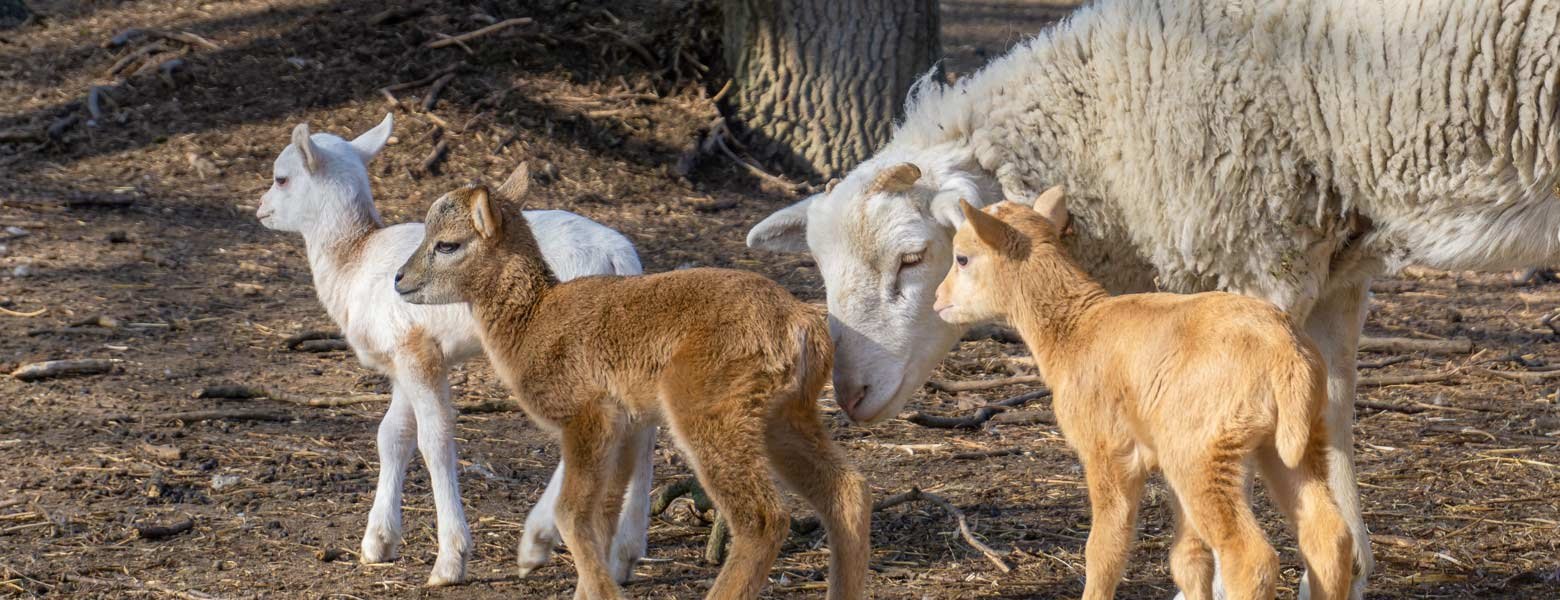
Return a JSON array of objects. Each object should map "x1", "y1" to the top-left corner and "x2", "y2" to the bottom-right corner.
[
  {"x1": 348, "y1": 113, "x2": 394, "y2": 163},
  {"x1": 291, "y1": 123, "x2": 321, "y2": 173},
  {"x1": 747, "y1": 195, "x2": 815, "y2": 253}
]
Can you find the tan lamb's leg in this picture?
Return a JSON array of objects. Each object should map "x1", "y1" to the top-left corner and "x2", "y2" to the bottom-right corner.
[
  {"x1": 764, "y1": 393, "x2": 872, "y2": 600},
  {"x1": 1078, "y1": 446, "x2": 1148, "y2": 600},
  {"x1": 1166, "y1": 444, "x2": 1278, "y2": 600},
  {"x1": 1167, "y1": 492, "x2": 1216, "y2": 600},
  {"x1": 556, "y1": 405, "x2": 624, "y2": 600},
  {"x1": 1257, "y1": 438, "x2": 1354, "y2": 600}
]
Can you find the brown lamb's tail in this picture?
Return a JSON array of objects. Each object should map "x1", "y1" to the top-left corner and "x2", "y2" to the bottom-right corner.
[{"x1": 1273, "y1": 340, "x2": 1328, "y2": 468}]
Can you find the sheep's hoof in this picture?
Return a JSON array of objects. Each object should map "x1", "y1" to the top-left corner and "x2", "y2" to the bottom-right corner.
[
  {"x1": 426, "y1": 564, "x2": 466, "y2": 587},
  {"x1": 359, "y1": 532, "x2": 400, "y2": 565},
  {"x1": 516, "y1": 534, "x2": 555, "y2": 577}
]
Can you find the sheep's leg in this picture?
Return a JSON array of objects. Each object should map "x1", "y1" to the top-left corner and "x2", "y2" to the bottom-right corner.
[
  {"x1": 519, "y1": 425, "x2": 655, "y2": 583},
  {"x1": 1300, "y1": 281, "x2": 1372, "y2": 600},
  {"x1": 361, "y1": 385, "x2": 417, "y2": 564},
  {"x1": 1078, "y1": 447, "x2": 1147, "y2": 600},
  {"x1": 396, "y1": 342, "x2": 470, "y2": 587}
]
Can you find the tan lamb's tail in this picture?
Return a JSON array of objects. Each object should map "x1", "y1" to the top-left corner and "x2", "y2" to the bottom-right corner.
[{"x1": 1274, "y1": 341, "x2": 1328, "y2": 468}]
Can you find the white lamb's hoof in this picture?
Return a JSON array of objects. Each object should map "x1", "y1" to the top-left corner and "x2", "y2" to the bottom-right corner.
[
  {"x1": 427, "y1": 557, "x2": 467, "y2": 587},
  {"x1": 517, "y1": 530, "x2": 557, "y2": 577},
  {"x1": 608, "y1": 540, "x2": 645, "y2": 584},
  {"x1": 359, "y1": 525, "x2": 401, "y2": 564}
]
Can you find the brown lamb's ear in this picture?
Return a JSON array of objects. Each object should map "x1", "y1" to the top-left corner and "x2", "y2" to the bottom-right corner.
[
  {"x1": 961, "y1": 198, "x2": 1018, "y2": 252},
  {"x1": 468, "y1": 187, "x2": 502, "y2": 239},
  {"x1": 1032, "y1": 185, "x2": 1070, "y2": 232},
  {"x1": 496, "y1": 162, "x2": 531, "y2": 202}
]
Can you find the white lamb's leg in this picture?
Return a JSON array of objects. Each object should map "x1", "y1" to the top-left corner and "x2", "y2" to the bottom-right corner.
[
  {"x1": 400, "y1": 362, "x2": 471, "y2": 587},
  {"x1": 361, "y1": 387, "x2": 417, "y2": 564},
  {"x1": 1298, "y1": 281, "x2": 1373, "y2": 600},
  {"x1": 517, "y1": 462, "x2": 565, "y2": 577},
  {"x1": 607, "y1": 424, "x2": 656, "y2": 583}
]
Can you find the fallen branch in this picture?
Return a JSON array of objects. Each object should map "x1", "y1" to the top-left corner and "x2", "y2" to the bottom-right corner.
[
  {"x1": 1358, "y1": 336, "x2": 1472, "y2": 355},
  {"x1": 47, "y1": 115, "x2": 79, "y2": 140},
  {"x1": 927, "y1": 374, "x2": 1045, "y2": 393},
  {"x1": 149, "y1": 29, "x2": 220, "y2": 51},
  {"x1": 12, "y1": 359, "x2": 117, "y2": 382},
  {"x1": 1358, "y1": 355, "x2": 1409, "y2": 370},
  {"x1": 281, "y1": 330, "x2": 341, "y2": 349},
  {"x1": 0, "y1": 305, "x2": 47, "y2": 317},
  {"x1": 988, "y1": 409, "x2": 1056, "y2": 426},
  {"x1": 368, "y1": 5, "x2": 425, "y2": 26},
  {"x1": 582, "y1": 23, "x2": 655, "y2": 65},
  {"x1": 919, "y1": 489, "x2": 1012, "y2": 573},
  {"x1": 426, "y1": 17, "x2": 534, "y2": 49},
  {"x1": 1358, "y1": 370, "x2": 1458, "y2": 387},
  {"x1": 134, "y1": 517, "x2": 193, "y2": 540},
  {"x1": 295, "y1": 339, "x2": 350, "y2": 352},
  {"x1": 422, "y1": 139, "x2": 450, "y2": 175},
  {"x1": 1472, "y1": 367, "x2": 1560, "y2": 383},
  {"x1": 704, "y1": 516, "x2": 729, "y2": 565},
  {"x1": 382, "y1": 65, "x2": 463, "y2": 93},
  {"x1": 650, "y1": 476, "x2": 713, "y2": 516},
  {"x1": 192, "y1": 384, "x2": 387, "y2": 407},
  {"x1": 103, "y1": 409, "x2": 292, "y2": 424},
  {"x1": 63, "y1": 573, "x2": 220, "y2": 600},
  {"x1": 908, "y1": 389, "x2": 1050, "y2": 429},
  {"x1": 952, "y1": 448, "x2": 1025, "y2": 460},
  {"x1": 421, "y1": 72, "x2": 457, "y2": 111}
]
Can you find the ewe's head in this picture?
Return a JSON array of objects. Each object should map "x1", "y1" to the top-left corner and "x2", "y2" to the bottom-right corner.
[
  {"x1": 934, "y1": 187, "x2": 1070, "y2": 326},
  {"x1": 257, "y1": 114, "x2": 392, "y2": 233},
  {"x1": 746, "y1": 159, "x2": 990, "y2": 423},
  {"x1": 394, "y1": 164, "x2": 536, "y2": 305}
]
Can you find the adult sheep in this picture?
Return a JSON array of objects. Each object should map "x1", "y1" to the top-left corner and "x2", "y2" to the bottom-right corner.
[{"x1": 747, "y1": 1, "x2": 1560, "y2": 598}]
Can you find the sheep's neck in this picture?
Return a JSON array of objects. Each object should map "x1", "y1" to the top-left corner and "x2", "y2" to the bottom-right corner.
[{"x1": 1001, "y1": 256, "x2": 1107, "y2": 379}]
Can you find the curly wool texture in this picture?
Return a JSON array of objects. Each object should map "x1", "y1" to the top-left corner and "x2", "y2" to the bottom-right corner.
[{"x1": 891, "y1": 0, "x2": 1560, "y2": 294}]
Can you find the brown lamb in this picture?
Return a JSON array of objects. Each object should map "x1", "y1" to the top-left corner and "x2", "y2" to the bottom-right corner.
[
  {"x1": 392, "y1": 165, "x2": 871, "y2": 600},
  {"x1": 933, "y1": 189, "x2": 1353, "y2": 600}
]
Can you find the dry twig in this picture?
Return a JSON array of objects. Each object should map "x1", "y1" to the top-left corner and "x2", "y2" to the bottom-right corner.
[
  {"x1": 12, "y1": 359, "x2": 117, "y2": 381},
  {"x1": 426, "y1": 18, "x2": 534, "y2": 49},
  {"x1": 1358, "y1": 336, "x2": 1472, "y2": 354},
  {"x1": 0, "y1": 305, "x2": 47, "y2": 317},
  {"x1": 927, "y1": 374, "x2": 1045, "y2": 393},
  {"x1": 908, "y1": 389, "x2": 1050, "y2": 429}
]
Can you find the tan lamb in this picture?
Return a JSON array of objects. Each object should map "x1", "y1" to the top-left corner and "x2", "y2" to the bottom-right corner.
[
  {"x1": 933, "y1": 189, "x2": 1353, "y2": 600},
  {"x1": 391, "y1": 166, "x2": 871, "y2": 600}
]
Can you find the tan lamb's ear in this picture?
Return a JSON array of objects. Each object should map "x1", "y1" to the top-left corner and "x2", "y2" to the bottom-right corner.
[
  {"x1": 962, "y1": 198, "x2": 1017, "y2": 251},
  {"x1": 468, "y1": 187, "x2": 502, "y2": 239},
  {"x1": 1033, "y1": 185, "x2": 1069, "y2": 231},
  {"x1": 496, "y1": 162, "x2": 531, "y2": 202}
]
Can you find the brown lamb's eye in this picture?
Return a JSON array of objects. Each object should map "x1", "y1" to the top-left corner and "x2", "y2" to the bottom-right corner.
[{"x1": 434, "y1": 241, "x2": 461, "y2": 254}]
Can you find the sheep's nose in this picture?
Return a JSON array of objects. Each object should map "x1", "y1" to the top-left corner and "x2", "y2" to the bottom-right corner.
[
  {"x1": 836, "y1": 384, "x2": 868, "y2": 416},
  {"x1": 394, "y1": 271, "x2": 404, "y2": 283}
]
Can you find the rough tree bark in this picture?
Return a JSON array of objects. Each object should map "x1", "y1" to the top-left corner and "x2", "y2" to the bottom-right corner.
[
  {"x1": 0, "y1": 0, "x2": 29, "y2": 28},
  {"x1": 722, "y1": 0, "x2": 940, "y2": 179}
]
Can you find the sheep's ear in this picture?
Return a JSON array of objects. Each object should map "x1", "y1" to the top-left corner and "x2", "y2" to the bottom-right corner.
[
  {"x1": 291, "y1": 123, "x2": 321, "y2": 173},
  {"x1": 1032, "y1": 185, "x2": 1069, "y2": 231},
  {"x1": 747, "y1": 195, "x2": 814, "y2": 253},
  {"x1": 963, "y1": 197, "x2": 1017, "y2": 251},
  {"x1": 865, "y1": 163, "x2": 921, "y2": 196},
  {"x1": 469, "y1": 187, "x2": 502, "y2": 239},
  {"x1": 348, "y1": 113, "x2": 393, "y2": 163},
  {"x1": 496, "y1": 162, "x2": 531, "y2": 202}
]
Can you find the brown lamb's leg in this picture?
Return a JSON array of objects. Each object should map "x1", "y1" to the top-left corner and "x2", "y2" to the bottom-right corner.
[{"x1": 556, "y1": 405, "x2": 624, "y2": 600}]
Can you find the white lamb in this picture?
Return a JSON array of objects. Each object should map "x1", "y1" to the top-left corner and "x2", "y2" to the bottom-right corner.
[
  {"x1": 257, "y1": 115, "x2": 653, "y2": 586},
  {"x1": 749, "y1": 2, "x2": 1560, "y2": 598}
]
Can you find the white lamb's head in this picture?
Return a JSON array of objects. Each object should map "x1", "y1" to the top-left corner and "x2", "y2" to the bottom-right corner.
[
  {"x1": 258, "y1": 114, "x2": 393, "y2": 233},
  {"x1": 747, "y1": 157, "x2": 988, "y2": 424}
]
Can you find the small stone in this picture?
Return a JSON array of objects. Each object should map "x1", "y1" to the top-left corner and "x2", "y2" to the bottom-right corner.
[
  {"x1": 211, "y1": 473, "x2": 242, "y2": 490},
  {"x1": 12, "y1": 263, "x2": 33, "y2": 277},
  {"x1": 108, "y1": 230, "x2": 129, "y2": 244}
]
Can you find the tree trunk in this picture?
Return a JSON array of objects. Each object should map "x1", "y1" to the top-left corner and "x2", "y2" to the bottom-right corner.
[
  {"x1": 0, "y1": 0, "x2": 29, "y2": 28},
  {"x1": 722, "y1": 0, "x2": 940, "y2": 179}
]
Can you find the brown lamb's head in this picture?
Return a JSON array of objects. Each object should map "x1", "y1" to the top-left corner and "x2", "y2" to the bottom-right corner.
[{"x1": 395, "y1": 163, "x2": 537, "y2": 305}]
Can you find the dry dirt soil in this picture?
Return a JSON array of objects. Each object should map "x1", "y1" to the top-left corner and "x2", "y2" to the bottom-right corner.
[{"x1": 1, "y1": 0, "x2": 1557, "y2": 598}]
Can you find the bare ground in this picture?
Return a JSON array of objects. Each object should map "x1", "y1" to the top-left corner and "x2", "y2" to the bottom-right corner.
[{"x1": 1, "y1": 0, "x2": 1556, "y2": 598}]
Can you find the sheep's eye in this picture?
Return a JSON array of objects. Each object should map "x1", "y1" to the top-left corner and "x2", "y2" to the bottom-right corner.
[
  {"x1": 274, "y1": 176, "x2": 288, "y2": 187},
  {"x1": 956, "y1": 255, "x2": 969, "y2": 268},
  {"x1": 899, "y1": 251, "x2": 923, "y2": 269},
  {"x1": 434, "y1": 241, "x2": 461, "y2": 254}
]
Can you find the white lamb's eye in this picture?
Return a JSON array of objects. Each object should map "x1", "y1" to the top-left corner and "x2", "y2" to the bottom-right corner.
[{"x1": 274, "y1": 176, "x2": 289, "y2": 187}]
